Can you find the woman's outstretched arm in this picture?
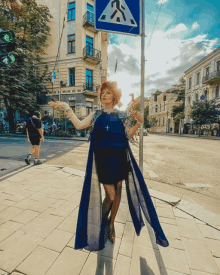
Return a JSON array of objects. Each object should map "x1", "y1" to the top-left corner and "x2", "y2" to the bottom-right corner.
[{"x1": 48, "y1": 101, "x2": 95, "y2": 130}]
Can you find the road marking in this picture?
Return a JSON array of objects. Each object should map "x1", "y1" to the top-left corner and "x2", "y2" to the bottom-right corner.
[{"x1": 47, "y1": 154, "x2": 56, "y2": 158}]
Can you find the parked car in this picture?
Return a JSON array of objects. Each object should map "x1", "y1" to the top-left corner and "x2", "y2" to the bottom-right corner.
[{"x1": 137, "y1": 128, "x2": 148, "y2": 136}]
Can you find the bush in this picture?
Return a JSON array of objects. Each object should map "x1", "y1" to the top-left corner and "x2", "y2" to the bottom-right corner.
[{"x1": 56, "y1": 130, "x2": 72, "y2": 137}]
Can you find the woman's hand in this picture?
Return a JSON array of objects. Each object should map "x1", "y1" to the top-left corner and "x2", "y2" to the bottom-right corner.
[
  {"x1": 130, "y1": 111, "x2": 143, "y2": 123},
  {"x1": 48, "y1": 101, "x2": 70, "y2": 111}
]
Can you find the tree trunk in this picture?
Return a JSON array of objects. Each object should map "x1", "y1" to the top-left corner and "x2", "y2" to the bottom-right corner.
[
  {"x1": 4, "y1": 97, "x2": 15, "y2": 133},
  {"x1": 198, "y1": 125, "x2": 201, "y2": 137}
]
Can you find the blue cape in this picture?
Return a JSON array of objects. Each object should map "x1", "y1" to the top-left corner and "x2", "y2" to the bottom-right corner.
[{"x1": 74, "y1": 110, "x2": 169, "y2": 251}]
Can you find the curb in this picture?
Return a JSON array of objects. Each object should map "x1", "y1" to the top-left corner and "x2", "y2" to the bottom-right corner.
[{"x1": 149, "y1": 132, "x2": 220, "y2": 140}]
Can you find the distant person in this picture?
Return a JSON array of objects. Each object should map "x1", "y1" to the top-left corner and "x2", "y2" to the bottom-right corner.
[{"x1": 25, "y1": 111, "x2": 44, "y2": 165}]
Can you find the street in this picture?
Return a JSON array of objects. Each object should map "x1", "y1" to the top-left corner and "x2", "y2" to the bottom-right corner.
[{"x1": 1, "y1": 135, "x2": 220, "y2": 215}]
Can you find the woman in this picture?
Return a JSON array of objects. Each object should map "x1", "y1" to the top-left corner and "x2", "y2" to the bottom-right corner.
[{"x1": 49, "y1": 80, "x2": 169, "y2": 251}]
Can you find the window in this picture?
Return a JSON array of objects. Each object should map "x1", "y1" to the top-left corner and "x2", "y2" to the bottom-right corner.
[
  {"x1": 69, "y1": 68, "x2": 75, "y2": 86},
  {"x1": 189, "y1": 77, "x2": 192, "y2": 89},
  {"x1": 86, "y1": 69, "x2": 93, "y2": 90},
  {"x1": 196, "y1": 72, "x2": 200, "y2": 85},
  {"x1": 68, "y1": 2, "x2": 75, "y2": 21},
  {"x1": 68, "y1": 34, "x2": 75, "y2": 54},
  {"x1": 204, "y1": 90, "x2": 208, "y2": 100},
  {"x1": 215, "y1": 86, "x2": 219, "y2": 98},
  {"x1": 162, "y1": 117, "x2": 164, "y2": 126},
  {"x1": 155, "y1": 107, "x2": 158, "y2": 113},
  {"x1": 195, "y1": 94, "x2": 198, "y2": 101},
  {"x1": 158, "y1": 118, "x2": 160, "y2": 126},
  {"x1": 86, "y1": 101, "x2": 93, "y2": 115},
  {"x1": 86, "y1": 3, "x2": 94, "y2": 23},
  {"x1": 217, "y1": 61, "x2": 220, "y2": 73},
  {"x1": 163, "y1": 95, "x2": 166, "y2": 101},
  {"x1": 154, "y1": 94, "x2": 157, "y2": 102},
  {"x1": 206, "y1": 67, "x2": 209, "y2": 76},
  {"x1": 86, "y1": 36, "x2": 93, "y2": 56},
  {"x1": 163, "y1": 102, "x2": 165, "y2": 111},
  {"x1": 69, "y1": 100, "x2": 75, "y2": 113},
  {"x1": 188, "y1": 96, "x2": 191, "y2": 104},
  {"x1": 159, "y1": 104, "x2": 161, "y2": 112}
]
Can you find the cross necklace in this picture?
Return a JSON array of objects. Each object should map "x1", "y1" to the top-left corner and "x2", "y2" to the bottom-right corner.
[{"x1": 105, "y1": 125, "x2": 110, "y2": 131}]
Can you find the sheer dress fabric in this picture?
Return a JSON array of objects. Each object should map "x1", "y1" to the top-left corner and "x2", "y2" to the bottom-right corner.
[{"x1": 74, "y1": 109, "x2": 169, "y2": 251}]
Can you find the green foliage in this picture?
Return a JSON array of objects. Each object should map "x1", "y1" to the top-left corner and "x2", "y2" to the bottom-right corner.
[
  {"x1": 191, "y1": 99, "x2": 220, "y2": 127},
  {"x1": 171, "y1": 77, "x2": 185, "y2": 122},
  {"x1": 0, "y1": 0, "x2": 52, "y2": 131},
  {"x1": 128, "y1": 102, "x2": 150, "y2": 128}
]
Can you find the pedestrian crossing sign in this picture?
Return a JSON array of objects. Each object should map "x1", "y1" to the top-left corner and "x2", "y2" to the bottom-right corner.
[{"x1": 95, "y1": 0, "x2": 141, "y2": 35}]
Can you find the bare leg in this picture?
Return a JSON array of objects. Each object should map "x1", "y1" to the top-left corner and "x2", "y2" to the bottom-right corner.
[
  {"x1": 109, "y1": 181, "x2": 122, "y2": 225},
  {"x1": 30, "y1": 146, "x2": 35, "y2": 155},
  {"x1": 34, "y1": 145, "x2": 40, "y2": 158}
]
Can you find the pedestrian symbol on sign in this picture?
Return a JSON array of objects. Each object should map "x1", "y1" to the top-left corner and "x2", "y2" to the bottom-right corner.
[{"x1": 98, "y1": 0, "x2": 137, "y2": 27}]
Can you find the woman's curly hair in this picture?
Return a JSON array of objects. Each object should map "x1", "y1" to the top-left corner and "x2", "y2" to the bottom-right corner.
[{"x1": 98, "y1": 81, "x2": 122, "y2": 107}]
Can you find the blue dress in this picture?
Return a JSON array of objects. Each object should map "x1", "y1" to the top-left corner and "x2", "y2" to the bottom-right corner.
[
  {"x1": 94, "y1": 111, "x2": 131, "y2": 185},
  {"x1": 74, "y1": 109, "x2": 169, "y2": 251}
]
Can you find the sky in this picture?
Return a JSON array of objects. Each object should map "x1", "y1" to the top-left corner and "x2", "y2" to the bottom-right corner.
[{"x1": 106, "y1": 0, "x2": 220, "y2": 110}]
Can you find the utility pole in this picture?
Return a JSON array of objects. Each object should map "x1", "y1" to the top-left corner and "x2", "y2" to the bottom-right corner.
[
  {"x1": 139, "y1": 0, "x2": 145, "y2": 173},
  {"x1": 58, "y1": 0, "x2": 61, "y2": 101}
]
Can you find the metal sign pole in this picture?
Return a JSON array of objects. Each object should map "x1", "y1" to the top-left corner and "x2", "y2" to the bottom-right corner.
[
  {"x1": 58, "y1": 0, "x2": 61, "y2": 101},
  {"x1": 139, "y1": 0, "x2": 145, "y2": 173}
]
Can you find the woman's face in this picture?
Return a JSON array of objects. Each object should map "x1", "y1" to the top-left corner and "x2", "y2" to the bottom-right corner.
[{"x1": 101, "y1": 88, "x2": 114, "y2": 105}]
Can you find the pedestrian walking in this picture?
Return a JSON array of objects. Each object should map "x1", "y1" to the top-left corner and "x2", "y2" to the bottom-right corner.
[
  {"x1": 48, "y1": 80, "x2": 169, "y2": 251},
  {"x1": 25, "y1": 111, "x2": 44, "y2": 165}
]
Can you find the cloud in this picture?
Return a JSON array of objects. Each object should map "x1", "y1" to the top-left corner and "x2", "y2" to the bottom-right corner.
[
  {"x1": 192, "y1": 22, "x2": 199, "y2": 29},
  {"x1": 107, "y1": 22, "x2": 218, "y2": 110}
]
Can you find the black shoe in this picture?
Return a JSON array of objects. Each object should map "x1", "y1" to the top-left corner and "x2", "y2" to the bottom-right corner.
[
  {"x1": 25, "y1": 157, "x2": 31, "y2": 165},
  {"x1": 34, "y1": 159, "x2": 43, "y2": 165}
]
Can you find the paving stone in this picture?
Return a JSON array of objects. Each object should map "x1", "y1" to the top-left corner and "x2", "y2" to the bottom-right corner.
[
  {"x1": 93, "y1": 238, "x2": 121, "y2": 259},
  {"x1": 124, "y1": 221, "x2": 135, "y2": 237},
  {"x1": 0, "y1": 205, "x2": 8, "y2": 212},
  {"x1": 0, "y1": 227, "x2": 14, "y2": 243},
  {"x1": 46, "y1": 247, "x2": 88, "y2": 275},
  {"x1": 0, "y1": 206, "x2": 24, "y2": 221},
  {"x1": 182, "y1": 237, "x2": 220, "y2": 274},
  {"x1": 0, "y1": 231, "x2": 26, "y2": 251},
  {"x1": 115, "y1": 208, "x2": 128, "y2": 224},
  {"x1": 176, "y1": 218, "x2": 204, "y2": 240},
  {"x1": 156, "y1": 201, "x2": 173, "y2": 210},
  {"x1": 134, "y1": 224, "x2": 158, "y2": 250},
  {"x1": 113, "y1": 254, "x2": 131, "y2": 275},
  {"x1": 51, "y1": 200, "x2": 79, "y2": 217},
  {"x1": 36, "y1": 207, "x2": 56, "y2": 219},
  {"x1": 159, "y1": 246, "x2": 190, "y2": 274},
  {"x1": 167, "y1": 238, "x2": 185, "y2": 250},
  {"x1": 130, "y1": 244, "x2": 160, "y2": 275},
  {"x1": 126, "y1": 211, "x2": 132, "y2": 222},
  {"x1": 114, "y1": 221, "x2": 125, "y2": 239},
  {"x1": 0, "y1": 270, "x2": 9, "y2": 275},
  {"x1": 214, "y1": 257, "x2": 220, "y2": 271},
  {"x1": 194, "y1": 218, "x2": 206, "y2": 225},
  {"x1": 160, "y1": 268, "x2": 188, "y2": 275},
  {"x1": 197, "y1": 224, "x2": 220, "y2": 240},
  {"x1": 0, "y1": 200, "x2": 16, "y2": 207},
  {"x1": 20, "y1": 215, "x2": 64, "y2": 238},
  {"x1": 159, "y1": 222, "x2": 180, "y2": 240},
  {"x1": 41, "y1": 229, "x2": 73, "y2": 253},
  {"x1": 0, "y1": 233, "x2": 43, "y2": 273},
  {"x1": 0, "y1": 219, "x2": 5, "y2": 226},
  {"x1": 10, "y1": 209, "x2": 39, "y2": 224},
  {"x1": 204, "y1": 238, "x2": 220, "y2": 257},
  {"x1": 0, "y1": 220, "x2": 23, "y2": 231},
  {"x1": 191, "y1": 270, "x2": 218, "y2": 275},
  {"x1": 159, "y1": 216, "x2": 177, "y2": 225},
  {"x1": 16, "y1": 246, "x2": 59, "y2": 275},
  {"x1": 173, "y1": 208, "x2": 194, "y2": 220},
  {"x1": 156, "y1": 206, "x2": 175, "y2": 219},
  {"x1": 57, "y1": 216, "x2": 78, "y2": 234},
  {"x1": 119, "y1": 235, "x2": 134, "y2": 258},
  {"x1": 50, "y1": 199, "x2": 65, "y2": 209},
  {"x1": 80, "y1": 251, "x2": 116, "y2": 275}
]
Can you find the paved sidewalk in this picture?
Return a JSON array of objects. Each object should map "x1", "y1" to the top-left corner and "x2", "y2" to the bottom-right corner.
[
  {"x1": 149, "y1": 132, "x2": 220, "y2": 140},
  {"x1": 0, "y1": 164, "x2": 220, "y2": 275}
]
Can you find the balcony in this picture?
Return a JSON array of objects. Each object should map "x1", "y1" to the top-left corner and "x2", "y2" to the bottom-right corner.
[
  {"x1": 83, "y1": 11, "x2": 98, "y2": 33},
  {"x1": 202, "y1": 70, "x2": 220, "y2": 85},
  {"x1": 83, "y1": 82, "x2": 100, "y2": 95},
  {"x1": 83, "y1": 45, "x2": 101, "y2": 64}
]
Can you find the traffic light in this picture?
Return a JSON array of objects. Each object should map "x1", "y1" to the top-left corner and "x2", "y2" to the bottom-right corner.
[{"x1": 0, "y1": 29, "x2": 16, "y2": 66}]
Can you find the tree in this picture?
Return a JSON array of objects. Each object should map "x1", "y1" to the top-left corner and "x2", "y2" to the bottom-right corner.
[
  {"x1": 0, "y1": 0, "x2": 52, "y2": 132},
  {"x1": 171, "y1": 76, "x2": 185, "y2": 134},
  {"x1": 190, "y1": 99, "x2": 220, "y2": 136}
]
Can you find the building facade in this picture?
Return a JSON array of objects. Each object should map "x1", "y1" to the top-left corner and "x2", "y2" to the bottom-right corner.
[
  {"x1": 36, "y1": 0, "x2": 109, "y2": 133},
  {"x1": 148, "y1": 89, "x2": 182, "y2": 133},
  {"x1": 184, "y1": 47, "x2": 220, "y2": 134}
]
